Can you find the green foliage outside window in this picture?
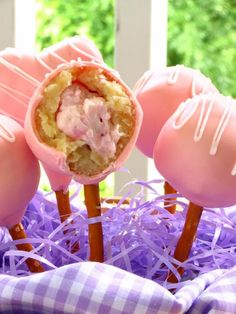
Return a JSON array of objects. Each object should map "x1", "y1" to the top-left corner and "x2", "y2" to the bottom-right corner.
[
  {"x1": 36, "y1": 0, "x2": 114, "y2": 66},
  {"x1": 168, "y1": 0, "x2": 236, "y2": 97}
]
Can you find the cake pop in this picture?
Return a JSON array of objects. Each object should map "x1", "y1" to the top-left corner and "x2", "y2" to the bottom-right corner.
[
  {"x1": 154, "y1": 93, "x2": 236, "y2": 281},
  {"x1": 0, "y1": 36, "x2": 104, "y2": 234},
  {"x1": 134, "y1": 65, "x2": 219, "y2": 212},
  {"x1": 24, "y1": 60, "x2": 142, "y2": 262},
  {"x1": 0, "y1": 114, "x2": 44, "y2": 272}
]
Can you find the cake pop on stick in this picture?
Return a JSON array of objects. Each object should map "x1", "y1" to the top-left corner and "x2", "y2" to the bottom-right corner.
[
  {"x1": 0, "y1": 36, "x2": 104, "y2": 232},
  {"x1": 25, "y1": 60, "x2": 142, "y2": 262},
  {"x1": 0, "y1": 114, "x2": 44, "y2": 272},
  {"x1": 134, "y1": 65, "x2": 218, "y2": 212},
  {"x1": 154, "y1": 93, "x2": 236, "y2": 281}
]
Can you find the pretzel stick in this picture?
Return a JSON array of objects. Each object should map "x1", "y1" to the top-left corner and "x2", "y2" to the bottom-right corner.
[
  {"x1": 164, "y1": 181, "x2": 177, "y2": 214},
  {"x1": 84, "y1": 183, "x2": 104, "y2": 262},
  {"x1": 55, "y1": 190, "x2": 72, "y2": 223},
  {"x1": 167, "y1": 202, "x2": 203, "y2": 283},
  {"x1": 8, "y1": 223, "x2": 45, "y2": 273},
  {"x1": 55, "y1": 190, "x2": 79, "y2": 253}
]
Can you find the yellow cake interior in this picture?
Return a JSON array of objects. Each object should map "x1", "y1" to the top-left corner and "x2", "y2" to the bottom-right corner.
[{"x1": 35, "y1": 67, "x2": 135, "y2": 176}]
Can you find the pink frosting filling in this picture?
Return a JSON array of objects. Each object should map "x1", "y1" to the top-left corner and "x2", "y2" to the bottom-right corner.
[{"x1": 56, "y1": 83, "x2": 121, "y2": 159}]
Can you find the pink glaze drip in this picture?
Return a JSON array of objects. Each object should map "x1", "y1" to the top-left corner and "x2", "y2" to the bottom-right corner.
[{"x1": 57, "y1": 83, "x2": 121, "y2": 160}]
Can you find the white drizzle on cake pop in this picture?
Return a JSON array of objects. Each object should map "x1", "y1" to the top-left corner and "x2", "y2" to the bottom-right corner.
[
  {"x1": 0, "y1": 82, "x2": 30, "y2": 101},
  {"x1": 0, "y1": 120, "x2": 15, "y2": 142},
  {"x1": 66, "y1": 38, "x2": 102, "y2": 64},
  {"x1": 168, "y1": 65, "x2": 212, "y2": 97},
  {"x1": 35, "y1": 55, "x2": 53, "y2": 71},
  {"x1": 173, "y1": 94, "x2": 234, "y2": 158},
  {"x1": 0, "y1": 56, "x2": 39, "y2": 85},
  {"x1": 45, "y1": 49, "x2": 68, "y2": 63}
]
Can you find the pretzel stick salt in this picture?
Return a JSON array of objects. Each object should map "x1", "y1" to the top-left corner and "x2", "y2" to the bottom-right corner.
[
  {"x1": 164, "y1": 181, "x2": 177, "y2": 214},
  {"x1": 84, "y1": 184, "x2": 104, "y2": 262},
  {"x1": 9, "y1": 223, "x2": 45, "y2": 273},
  {"x1": 167, "y1": 202, "x2": 203, "y2": 283}
]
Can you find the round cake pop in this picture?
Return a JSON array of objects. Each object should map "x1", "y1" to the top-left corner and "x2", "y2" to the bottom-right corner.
[
  {"x1": 25, "y1": 60, "x2": 143, "y2": 262},
  {"x1": 0, "y1": 36, "x2": 103, "y2": 125},
  {"x1": 0, "y1": 114, "x2": 44, "y2": 272},
  {"x1": 153, "y1": 93, "x2": 236, "y2": 281},
  {"x1": 134, "y1": 65, "x2": 219, "y2": 158},
  {"x1": 154, "y1": 93, "x2": 236, "y2": 208},
  {"x1": 0, "y1": 36, "x2": 104, "y2": 239},
  {"x1": 134, "y1": 65, "x2": 219, "y2": 213}
]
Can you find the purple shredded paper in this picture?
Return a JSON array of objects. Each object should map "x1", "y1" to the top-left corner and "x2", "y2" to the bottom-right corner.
[{"x1": 0, "y1": 179, "x2": 236, "y2": 291}]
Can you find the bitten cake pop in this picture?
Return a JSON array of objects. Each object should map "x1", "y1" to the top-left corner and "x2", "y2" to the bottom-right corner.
[
  {"x1": 0, "y1": 36, "x2": 104, "y2": 235},
  {"x1": 154, "y1": 93, "x2": 236, "y2": 281},
  {"x1": 134, "y1": 65, "x2": 219, "y2": 212},
  {"x1": 0, "y1": 114, "x2": 44, "y2": 272},
  {"x1": 25, "y1": 60, "x2": 143, "y2": 262}
]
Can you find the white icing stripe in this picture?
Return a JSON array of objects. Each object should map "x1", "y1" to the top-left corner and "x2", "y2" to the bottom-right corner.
[
  {"x1": 0, "y1": 122, "x2": 15, "y2": 142},
  {"x1": 202, "y1": 78, "x2": 211, "y2": 93},
  {"x1": 194, "y1": 94, "x2": 215, "y2": 142},
  {"x1": 47, "y1": 50, "x2": 68, "y2": 63},
  {"x1": 191, "y1": 70, "x2": 199, "y2": 96},
  {"x1": 167, "y1": 64, "x2": 183, "y2": 84},
  {"x1": 168, "y1": 66, "x2": 212, "y2": 97},
  {"x1": 210, "y1": 97, "x2": 233, "y2": 155},
  {"x1": 0, "y1": 82, "x2": 30, "y2": 100},
  {"x1": 35, "y1": 55, "x2": 53, "y2": 71},
  {"x1": 0, "y1": 109, "x2": 24, "y2": 125},
  {"x1": 231, "y1": 163, "x2": 236, "y2": 176},
  {"x1": 173, "y1": 94, "x2": 234, "y2": 157},
  {"x1": 67, "y1": 40, "x2": 101, "y2": 63},
  {"x1": 173, "y1": 98, "x2": 199, "y2": 130},
  {"x1": 0, "y1": 86, "x2": 28, "y2": 107},
  {"x1": 134, "y1": 70, "x2": 153, "y2": 94},
  {"x1": 0, "y1": 56, "x2": 39, "y2": 85}
]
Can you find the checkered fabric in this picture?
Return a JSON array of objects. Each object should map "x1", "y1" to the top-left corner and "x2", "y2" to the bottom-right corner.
[{"x1": 0, "y1": 262, "x2": 235, "y2": 313}]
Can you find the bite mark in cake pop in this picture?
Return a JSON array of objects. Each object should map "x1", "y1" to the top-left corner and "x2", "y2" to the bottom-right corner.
[
  {"x1": 25, "y1": 61, "x2": 141, "y2": 184},
  {"x1": 56, "y1": 83, "x2": 122, "y2": 160},
  {"x1": 25, "y1": 60, "x2": 142, "y2": 262}
]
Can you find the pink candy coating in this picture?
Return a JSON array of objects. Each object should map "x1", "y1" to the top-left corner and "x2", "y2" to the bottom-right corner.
[
  {"x1": 25, "y1": 61, "x2": 143, "y2": 186},
  {"x1": 134, "y1": 65, "x2": 219, "y2": 158},
  {"x1": 0, "y1": 115, "x2": 40, "y2": 228},
  {"x1": 154, "y1": 93, "x2": 236, "y2": 208},
  {"x1": 0, "y1": 36, "x2": 103, "y2": 126},
  {"x1": 0, "y1": 36, "x2": 104, "y2": 192}
]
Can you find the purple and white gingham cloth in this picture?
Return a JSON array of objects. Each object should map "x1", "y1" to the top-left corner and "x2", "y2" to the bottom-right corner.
[{"x1": 0, "y1": 262, "x2": 236, "y2": 314}]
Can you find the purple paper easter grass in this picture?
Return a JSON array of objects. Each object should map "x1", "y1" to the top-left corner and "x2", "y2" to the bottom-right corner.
[{"x1": 0, "y1": 179, "x2": 236, "y2": 291}]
